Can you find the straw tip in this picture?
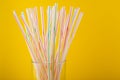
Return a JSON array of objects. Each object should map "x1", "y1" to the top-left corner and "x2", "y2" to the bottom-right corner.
[
  {"x1": 13, "y1": 11, "x2": 16, "y2": 14},
  {"x1": 21, "y1": 12, "x2": 24, "y2": 14},
  {"x1": 21, "y1": 12, "x2": 24, "y2": 16},
  {"x1": 78, "y1": 8, "x2": 80, "y2": 10},
  {"x1": 54, "y1": 3, "x2": 58, "y2": 6},
  {"x1": 81, "y1": 12, "x2": 84, "y2": 15}
]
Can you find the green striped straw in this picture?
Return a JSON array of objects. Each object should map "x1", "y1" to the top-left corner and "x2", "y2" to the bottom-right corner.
[
  {"x1": 48, "y1": 6, "x2": 51, "y2": 80},
  {"x1": 52, "y1": 3, "x2": 57, "y2": 80}
]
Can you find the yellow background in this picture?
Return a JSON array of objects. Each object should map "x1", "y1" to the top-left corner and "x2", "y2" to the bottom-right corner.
[{"x1": 1, "y1": 0, "x2": 120, "y2": 80}]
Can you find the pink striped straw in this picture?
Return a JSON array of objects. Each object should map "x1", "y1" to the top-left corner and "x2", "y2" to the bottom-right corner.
[
  {"x1": 62, "y1": 12, "x2": 84, "y2": 62},
  {"x1": 13, "y1": 11, "x2": 37, "y2": 62}
]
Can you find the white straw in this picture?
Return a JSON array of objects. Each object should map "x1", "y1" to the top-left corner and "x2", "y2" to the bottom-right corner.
[
  {"x1": 40, "y1": 7, "x2": 46, "y2": 52},
  {"x1": 13, "y1": 11, "x2": 36, "y2": 61},
  {"x1": 67, "y1": 8, "x2": 80, "y2": 41},
  {"x1": 21, "y1": 12, "x2": 44, "y2": 62}
]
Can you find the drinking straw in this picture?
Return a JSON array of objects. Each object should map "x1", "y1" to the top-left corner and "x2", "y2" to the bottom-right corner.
[
  {"x1": 50, "y1": 3, "x2": 57, "y2": 80},
  {"x1": 26, "y1": 8, "x2": 33, "y2": 32},
  {"x1": 26, "y1": 8, "x2": 40, "y2": 61},
  {"x1": 25, "y1": 25, "x2": 44, "y2": 80},
  {"x1": 55, "y1": 7, "x2": 68, "y2": 80},
  {"x1": 26, "y1": 8, "x2": 40, "y2": 43},
  {"x1": 55, "y1": 7, "x2": 64, "y2": 63},
  {"x1": 14, "y1": 5, "x2": 84, "y2": 80},
  {"x1": 55, "y1": 11, "x2": 83, "y2": 80},
  {"x1": 50, "y1": 4, "x2": 55, "y2": 79},
  {"x1": 33, "y1": 7, "x2": 38, "y2": 26},
  {"x1": 21, "y1": 12, "x2": 40, "y2": 60},
  {"x1": 13, "y1": 12, "x2": 44, "y2": 80},
  {"x1": 13, "y1": 11, "x2": 35, "y2": 61},
  {"x1": 32, "y1": 7, "x2": 46, "y2": 60},
  {"x1": 54, "y1": 9, "x2": 60, "y2": 72},
  {"x1": 54, "y1": 7, "x2": 64, "y2": 79},
  {"x1": 35, "y1": 65, "x2": 42, "y2": 80},
  {"x1": 25, "y1": 29, "x2": 43, "y2": 80},
  {"x1": 47, "y1": 6, "x2": 51, "y2": 80},
  {"x1": 32, "y1": 8, "x2": 47, "y2": 61},
  {"x1": 40, "y1": 7, "x2": 45, "y2": 40},
  {"x1": 55, "y1": 7, "x2": 73, "y2": 79},
  {"x1": 61, "y1": 8, "x2": 80, "y2": 61},
  {"x1": 40, "y1": 7, "x2": 46, "y2": 54},
  {"x1": 32, "y1": 7, "x2": 39, "y2": 40},
  {"x1": 60, "y1": 8, "x2": 80, "y2": 62},
  {"x1": 55, "y1": 11, "x2": 60, "y2": 38},
  {"x1": 55, "y1": 12, "x2": 84, "y2": 79},
  {"x1": 13, "y1": 11, "x2": 36, "y2": 62},
  {"x1": 25, "y1": 28, "x2": 44, "y2": 80},
  {"x1": 21, "y1": 12, "x2": 48, "y2": 79},
  {"x1": 13, "y1": 11, "x2": 26, "y2": 39},
  {"x1": 45, "y1": 6, "x2": 52, "y2": 58},
  {"x1": 50, "y1": 6, "x2": 54, "y2": 57},
  {"x1": 27, "y1": 8, "x2": 46, "y2": 61},
  {"x1": 29, "y1": 8, "x2": 37, "y2": 35},
  {"x1": 67, "y1": 8, "x2": 80, "y2": 41},
  {"x1": 62, "y1": 7, "x2": 73, "y2": 56},
  {"x1": 62, "y1": 12, "x2": 84, "y2": 62},
  {"x1": 55, "y1": 7, "x2": 68, "y2": 79}
]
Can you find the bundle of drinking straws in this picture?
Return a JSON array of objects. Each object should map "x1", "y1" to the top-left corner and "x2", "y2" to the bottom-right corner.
[{"x1": 13, "y1": 3, "x2": 83, "y2": 80}]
